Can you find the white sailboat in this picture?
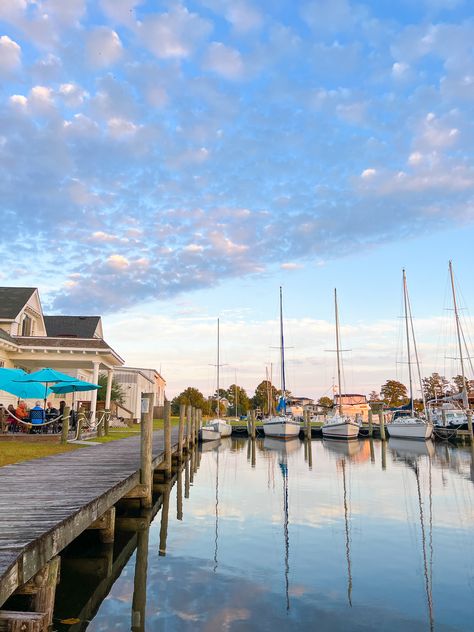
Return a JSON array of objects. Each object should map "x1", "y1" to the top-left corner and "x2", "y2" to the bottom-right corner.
[
  {"x1": 202, "y1": 318, "x2": 231, "y2": 440},
  {"x1": 387, "y1": 270, "x2": 433, "y2": 440},
  {"x1": 322, "y1": 289, "x2": 360, "y2": 440},
  {"x1": 263, "y1": 287, "x2": 301, "y2": 439}
]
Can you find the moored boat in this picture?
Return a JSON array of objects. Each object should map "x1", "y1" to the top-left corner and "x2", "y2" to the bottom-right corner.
[{"x1": 199, "y1": 426, "x2": 221, "y2": 442}]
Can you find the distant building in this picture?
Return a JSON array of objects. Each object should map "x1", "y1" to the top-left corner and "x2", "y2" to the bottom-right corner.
[
  {"x1": 113, "y1": 367, "x2": 166, "y2": 422},
  {"x1": 334, "y1": 393, "x2": 370, "y2": 421}
]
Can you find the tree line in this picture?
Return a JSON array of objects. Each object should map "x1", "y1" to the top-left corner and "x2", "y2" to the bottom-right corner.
[{"x1": 171, "y1": 373, "x2": 471, "y2": 415}]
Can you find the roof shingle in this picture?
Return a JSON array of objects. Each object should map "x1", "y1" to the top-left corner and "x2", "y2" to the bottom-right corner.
[{"x1": 0, "y1": 288, "x2": 36, "y2": 319}]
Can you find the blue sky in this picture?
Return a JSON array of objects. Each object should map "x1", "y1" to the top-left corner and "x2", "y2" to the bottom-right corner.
[{"x1": 1, "y1": 0, "x2": 473, "y2": 397}]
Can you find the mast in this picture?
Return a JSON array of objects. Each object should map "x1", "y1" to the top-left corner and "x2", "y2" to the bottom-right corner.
[
  {"x1": 449, "y1": 261, "x2": 468, "y2": 408},
  {"x1": 335, "y1": 289, "x2": 343, "y2": 415},
  {"x1": 216, "y1": 318, "x2": 220, "y2": 417},
  {"x1": 235, "y1": 370, "x2": 238, "y2": 418},
  {"x1": 280, "y1": 287, "x2": 286, "y2": 414},
  {"x1": 266, "y1": 365, "x2": 270, "y2": 416},
  {"x1": 403, "y1": 270, "x2": 415, "y2": 416}
]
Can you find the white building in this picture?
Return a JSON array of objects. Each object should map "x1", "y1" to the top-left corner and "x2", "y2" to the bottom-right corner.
[{"x1": 113, "y1": 367, "x2": 166, "y2": 422}]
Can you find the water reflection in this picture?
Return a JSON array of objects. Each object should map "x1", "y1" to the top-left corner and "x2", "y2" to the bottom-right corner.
[{"x1": 53, "y1": 440, "x2": 474, "y2": 631}]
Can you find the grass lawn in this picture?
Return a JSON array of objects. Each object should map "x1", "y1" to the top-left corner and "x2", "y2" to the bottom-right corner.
[
  {"x1": 86, "y1": 417, "x2": 181, "y2": 443},
  {"x1": 0, "y1": 441, "x2": 84, "y2": 467}
]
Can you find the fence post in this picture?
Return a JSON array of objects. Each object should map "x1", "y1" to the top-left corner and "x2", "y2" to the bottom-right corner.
[
  {"x1": 140, "y1": 394, "x2": 153, "y2": 509},
  {"x1": 104, "y1": 409, "x2": 110, "y2": 436},
  {"x1": 97, "y1": 411, "x2": 103, "y2": 438},
  {"x1": 76, "y1": 407, "x2": 84, "y2": 441},
  {"x1": 61, "y1": 406, "x2": 70, "y2": 444}
]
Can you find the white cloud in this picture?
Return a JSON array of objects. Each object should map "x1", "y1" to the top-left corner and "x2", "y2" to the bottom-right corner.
[
  {"x1": 58, "y1": 83, "x2": 88, "y2": 107},
  {"x1": 42, "y1": 0, "x2": 86, "y2": 27},
  {"x1": 92, "y1": 231, "x2": 118, "y2": 242},
  {"x1": 392, "y1": 61, "x2": 409, "y2": 78},
  {"x1": 107, "y1": 254, "x2": 129, "y2": 269},
  {"x1": 100, "y1": 0, "x2": 143, "y2": 25},
  {"x1": 86, "y1": 27, "x2": 123, "y2": 67},
  {"x1": 107, "y1": 117, "x2": 138, "y2": 138},
  {"x1": 226, "y1": 2, "x2": 263, "y2": 32},
  {"x1": 183, "y1": 244, "x2": 204, "y2": 253},
  {"x1": 408, "y1": 151, "x2": 423, "y2": 165},
  {"x1": 361, "y1": 168, "x2": 376, "y2": 179},
  {"x1": 138, "y1": 5, "x2": 212, "y2": 59},
  {"x1": 204, "y1": 42, "x2": 245, "y2": 80},
  {"x1": 9, "y1": 94, "x2": 27, "y2": 107},
  {"x1": 0, "y1": 35, "x2": 21, "y2": 73},
  {"x1": 281, "y1": 262, "x2": 304, "y2": 270}
]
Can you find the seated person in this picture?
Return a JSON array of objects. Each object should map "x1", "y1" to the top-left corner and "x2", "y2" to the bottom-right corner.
[
  {"x1": 29, "y1": 401, "x2": 46, "y2": 425},
  {"x1": 6, "y1": 404, "x2": 18, "y2": 433},
  {"x1": 45, "y1": 401, "x2": 59, "y2": 419},
  {"x1": 15, "y1": 401, "x2": 29, "y2": 431}
]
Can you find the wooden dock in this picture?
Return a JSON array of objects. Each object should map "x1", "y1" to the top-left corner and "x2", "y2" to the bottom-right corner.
[{"x1": 0, "y1": 428, "x2": 180, "y2": 608}]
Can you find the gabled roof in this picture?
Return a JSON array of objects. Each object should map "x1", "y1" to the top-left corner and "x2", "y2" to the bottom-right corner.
[
  {"x1": 0, "y1": 288, "x2": 36, "y2": 319},
  {"x1": 43, "y1": 316, "x2": 101, "y2": 339},
  {"x1": 0, "y1": 329, "x2": 15, "y2": 344}
]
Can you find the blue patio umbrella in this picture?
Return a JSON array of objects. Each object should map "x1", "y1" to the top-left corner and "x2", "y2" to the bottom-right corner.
[
  {"x1": 13, "y1": 367, "x2": 77, "y2": 407},
  {"x1": 50, "y1": 378, "x2": 101, "y2": 412},
  {"x1": 0, "y1": 368, "x2": 52, "y2": 400}
]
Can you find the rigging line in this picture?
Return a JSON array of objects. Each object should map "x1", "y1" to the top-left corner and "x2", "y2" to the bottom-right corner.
[
  {"x1": 414, "y1": 461, "x2": 435, "y2": 632},
  {"x1": 406, "y1": 284, "x2": 427, "y2": 411},
  {"x1": 341, "y1": 459, "x2": 353, "y2": 608},
  {"x1": 213, "y1": 449, "x2": 219, "y2": 573},
  {"x1": 428, "y1": 455, "x2": 434, "y2": 592},
  {"x1": 280, "y1": 459, "x2": 291, "y2": 612}
]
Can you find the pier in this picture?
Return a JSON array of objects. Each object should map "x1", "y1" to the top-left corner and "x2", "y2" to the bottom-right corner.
[{"x1": 0, "y1": 406, "x2": 196, "y2": 630}]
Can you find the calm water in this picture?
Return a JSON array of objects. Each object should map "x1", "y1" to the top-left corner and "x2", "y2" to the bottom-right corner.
[{"x1": 54, "y1": 438, "x2": 474, "y2": 631}]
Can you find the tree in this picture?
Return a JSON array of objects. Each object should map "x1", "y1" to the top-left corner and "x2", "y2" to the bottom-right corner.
[
  {"x1": 451, "y1": 374, "x2": 470, "y2": 395},
  {"x1": 368, "y1": 390, "x2": 380, "y2": 401},
  {"x1": 252, "y1": 380, "x2": 278, "y2": 414},
  {"x1": 97, "y1": 373, "x2": 124, "y2": 405},
  {"x1": 318, "y1": 396, "x2": 333, "y2": 410},
  {"x1": 226, "y1": 384, "x2": 250, "y2": 416},
  {"x1": 380, "y1": 380, "x2": 408, "y2": 407},
  {"x1": 422, "y1": 373, "x2": 448, "y2": 401},
  {"x1": 171, "y1": 387, "x2": 211, "y2": 415}
]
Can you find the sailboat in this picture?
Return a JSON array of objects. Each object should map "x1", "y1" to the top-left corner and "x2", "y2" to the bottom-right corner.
[
  {"x1": 263, "y1": 287, "x2": 301, "y2": 438},
  {"x1": 428, "y1": 261, "x2": 471, "y2": 428},
  {"x1": 387, "y1": 270, "x2": 433, "y2": 440},
  {"x1": 201, "y1": 319, "x2": 228, "y2": 442},
  {"x1": 322, "y1": 290, "x2": 360, "y2": 440}
]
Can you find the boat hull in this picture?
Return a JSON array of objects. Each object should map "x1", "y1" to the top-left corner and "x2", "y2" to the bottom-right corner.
[
  {"x1": 199, "y1": 427, "x2": 221, "y2": 442},
  {"x1": 206, "y1": 419, "x2": 232, "y2": 437},
  {"x1": 386, "y1": 420, "x2": 433, "y2": 440},
  {"x1": 263, "y1": 418, "x2": 300, "y2": 438},
  {"x1": 322, "y1": 421, "x2": 360, "y2": 439}
]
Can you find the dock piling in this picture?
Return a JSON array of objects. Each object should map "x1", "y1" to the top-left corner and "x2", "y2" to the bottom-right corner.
[
  {"x1": 467, "y1": 410, "x2": 473, "y2": 442},
  {"x1": 61, "y1": 406, "x2": 70, "y2": 444},
  {"x1": 379, "y1": 410, "x2": 386, "y2": 441},
  {"x1": 178, "y1": 404, "x2": 185, "y2": 459},
  {"x1": 140, "y1": 394, "x2": 153, "y2": 508},
  {"x1": 186, "y1": 405, "x2": 192, "y2": 451},
  {"x1": 368, "y1": 409, "x2": 373, "y2": 438},
  {"x1": 164, "y1": 400, "x2": 172, "y2": 478}
]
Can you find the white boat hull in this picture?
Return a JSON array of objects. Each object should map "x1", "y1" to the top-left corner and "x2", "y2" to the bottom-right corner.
[
  {"x1": 206, "y1": 419, "x2": 232, "y2": 437},
  {"x1": 322, "y1": 420, "x2": 360, "y2": 439},
  {"x1": 200, "y1": 427, "x2": 221, "y2": 442},
  {"x1": 387, "y1": 419, "x2": 433, "y2": 440},
  {"x1": 263, "y1": 417, "x2": 300, "y2": 438}
]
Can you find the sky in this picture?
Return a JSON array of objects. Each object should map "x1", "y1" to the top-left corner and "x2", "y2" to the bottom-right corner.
[{"x1": 1, "y1": 0, "x2": 474, "y2": 399}]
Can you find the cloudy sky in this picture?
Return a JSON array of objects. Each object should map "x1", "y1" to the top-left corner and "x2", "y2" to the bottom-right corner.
[{"x1": 1, "y1": 0, "x2": 474, "y2": 399}]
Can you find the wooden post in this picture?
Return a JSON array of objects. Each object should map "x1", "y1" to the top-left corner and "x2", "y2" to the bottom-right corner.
[
  {"x1": 104, "y1": 409, "x2": 110, "y2": 436},
  {"x1": 251, "y1": 436, "x2": 256, "y2": 468},
  {"x1": 61, "y1": 405, "x2": 70, "y2": 444},
  {"x1": 307, "y1": 435, "x2": 313, "y2": 469},
  {"x1": 250, "y1": 410, "x2": 256, "y2": 439},
  {"x1": 368, "y1": 409, "x2": 373, "y2": 438},
  {"x1": 76, "y1": 407, "x2": 84, "y2": 441},
  {"x1": 178, "y1": 404, "x2": 185, "y2": 459},
  {"x1": 140, "y1": 394, "x2": 153, "y2": 509},
  {"x1": 0, "y1": 406, "x2": 6, "y2": 433},
  {"x1": 190, "y1": 446, "x2": 195, "y2": 483},
  {"x1": 185, "y1": 455, "x2": 190, "y2": 499},
  {"x1": 97, "y1": 411, "x2": 103, "y2": 438},
  {"x1": 441, "y1": 409, "x2": 447, "y2": 427},
  {"x1": 186, "y1": 405, "x2": 192, "y2": 450},
  {"x1": 378, "y1": 410, "x2": 386, "y2": 441},
  {"x1": 87, "y1": 507, "x2": 116, "y2": 543},
  {"x1": 381, "y1": 440, "x2": 387, "y2": 470},
  {"x1": 159, "y1": 485, "x2": 171, "y2": 556},
  {"x1": 467, "y1": 409, "x2": 473, "y2": 442},
  {"x1": 131, "y1": 524, "x2": 150, "y2": 632},
  {"x1": 191, "y1": 407, "x2": 196, "y2": 444},
  {"x1": 164, "y1": 400, "x2": 172, "y2": 478},
  {"x1": 369, "y1": 438, "x2": 375, "y2": 463},
  {"x1": 246, "y1": 410, "x2": 251, "y2": 436}
]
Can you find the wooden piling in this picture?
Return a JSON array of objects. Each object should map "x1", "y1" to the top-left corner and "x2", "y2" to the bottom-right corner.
[
  {"x1": 251, "y1": 437, "x2": 256, "y2": 468},
  {"x1": 164, "y1": 400, "x2": 172, "y2": 478},
  {"x1": 191, "y1": 407, "x2": 197, "y2": 444},
  {"x1": 76, "y1": 407, "x2": 84, "y2": 441},
  {"x1": 12, "y1": 556, "x2": 61, "y2": 629},
  {"x1": 369, "y1": 438, "x2": 375, "y2": 463},
  {"x1": 104, "y1": 409, "x2": 110, "y2": 436},
  {"x1": 381, "y1": 440, "x2": 387, "y2": 470},
  {"x1": 368, "y1": 409, "x2": 373, "y2": 438},
  {"x1": 378, "y1": 410, "x2": 386, "y2": 441},
  {"x1": 178, "y1": 404, "x2": 185, "y2": 459},
  {"x1": 250, "y1": 410, "x2": 256, "y2": 439},
  {"x1": 184, "y1": 456, "x2": 190, "y2": 499},
  {"x1": 61, "y1": 405, "x2": 70, "y2": 444},
  {"x1": 307, "y1": 436, "x2": 313, "y2": 469},
  {"x1": 467, "y1": 410, "x2": 473, "y2": 442},
  {"x1": 177, "y1": 466, "x2": 183, "y2": 521},
  {"x1": 186, "y1": 405, "x2": 192, "y2": 450},
  {"x1": 140, "y1": 395, "x2": 153, "y2": 509},
  {"x1": 0, "y1": 406, "x2": 6, "y2": 434},
  {"x1": 87, "y1": 507, "x2": 116, "y2": 544}
]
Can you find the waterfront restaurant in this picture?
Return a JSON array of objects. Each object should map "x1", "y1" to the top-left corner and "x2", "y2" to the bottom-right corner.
[{"x1": 0, "y1": 287, "x2": 163, "y2": 423}]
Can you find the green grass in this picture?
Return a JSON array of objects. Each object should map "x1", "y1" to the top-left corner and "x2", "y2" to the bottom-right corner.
[
  {"x1": 0, "y1": 441, "x2": 84, "y2": 467},
  {"x1": 85, "y1": 417, "x2": 181, "y2": 443}
]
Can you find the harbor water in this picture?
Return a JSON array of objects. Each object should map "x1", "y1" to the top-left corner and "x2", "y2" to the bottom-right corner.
[{"x1": 54, "y1": 437, "x2": 474, "y2": 631}]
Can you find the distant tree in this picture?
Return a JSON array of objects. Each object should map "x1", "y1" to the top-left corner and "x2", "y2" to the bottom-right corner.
[
  {"x1": 171, "y1": 387, "x2": 211, "y2": 415},
  {"x1": 451, "y1": 374, "x2": 470, "y2": 395},
  {"x1": 227, "y1": 384, "x2": 250, "y2": 416},
  {"x1": 368, "y1": 390, "x2": 380, "y2": 401},
  {"x1": 97, "y1": 373, "x2": 124, "y2": 405},
  {"x1": 422, "y1": 373, "x2": 448, "y2": 401},
  {"x1": 380, "y1": 380, "x2": 408, "y2": 407},
  {"x1": 252, "y1": 380, "x2": 278, "y2": 414},
  {"x1": 318, "y1": 396, "x2": 334, "y2": 410}
]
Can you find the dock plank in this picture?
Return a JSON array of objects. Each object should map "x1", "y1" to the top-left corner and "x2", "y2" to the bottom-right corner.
[{"x1": 0, "y1": 429, "x2": 179, "y2": 605}]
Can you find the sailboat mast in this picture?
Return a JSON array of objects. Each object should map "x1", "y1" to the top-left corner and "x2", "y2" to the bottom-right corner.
[
  {"x1": 235, "y1": 370, "x2": 238, "y2": 418},
  {"x1": 216, "y1": 318, "x2": 220, "y2": 417},
  {"x1": 280, "y1": 287, "x2": 286, "y2": 412},
  {"x1": 449, "y1": 261, "x2": 468, "y2": 408},
  {"x1": 335, "y1": 289, "x2": 343, "y2": 416},
  {"x1": 403, "y1": 270, "x2": 415, "y2": 416}
]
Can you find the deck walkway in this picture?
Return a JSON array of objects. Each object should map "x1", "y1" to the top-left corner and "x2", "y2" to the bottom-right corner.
[{"x1": 0, "y1": 429, "x2": 179, "y2": 606}]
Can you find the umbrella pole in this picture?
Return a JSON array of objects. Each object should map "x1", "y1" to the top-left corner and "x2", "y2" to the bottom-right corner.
[{"x1": 44, "y1": 382, "x2": 49, "y2": 410}]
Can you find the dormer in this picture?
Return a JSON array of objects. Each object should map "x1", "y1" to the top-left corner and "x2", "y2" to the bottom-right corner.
[
  {"x1": 43, "y1": 315, "x2": 104, "y2": 339},
  {"x1": 0, "y1": 287, "x2": 47, "y2": 337}
]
